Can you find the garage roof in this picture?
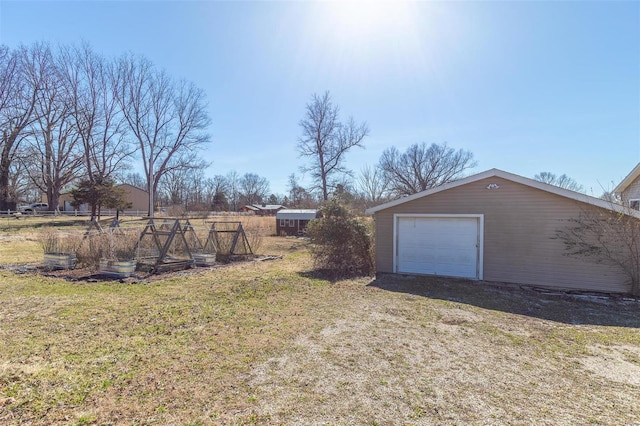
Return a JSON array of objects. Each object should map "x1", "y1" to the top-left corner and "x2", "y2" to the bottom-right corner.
[{"x1": 365, "y1": 168, "x2": 638, "y2": 217}]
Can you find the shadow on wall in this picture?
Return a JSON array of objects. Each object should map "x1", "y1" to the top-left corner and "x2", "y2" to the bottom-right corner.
[{"x1": 366, "y1": 273, "x2": 640, "y2": 328}]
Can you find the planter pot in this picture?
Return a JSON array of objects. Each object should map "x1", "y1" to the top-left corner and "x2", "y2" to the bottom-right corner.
[
  {"x1": 193, "y1": 253, "x2": 216, "y2": 266},
  {"x1": 44, "y1": 253, "x2": 77, "y2": 270},
  {"x1": 99, "y1": 259, "x2": 137, "y2": 278}
]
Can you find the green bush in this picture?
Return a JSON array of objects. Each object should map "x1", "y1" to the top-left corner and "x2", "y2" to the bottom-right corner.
[{"x1": 306, "y1": 199, "x2": 374, "y2": 278}]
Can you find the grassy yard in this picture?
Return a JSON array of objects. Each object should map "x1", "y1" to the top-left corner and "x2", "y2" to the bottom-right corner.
[{"x1": 1, "y1": 218, "x2": 639, "y2": 425}]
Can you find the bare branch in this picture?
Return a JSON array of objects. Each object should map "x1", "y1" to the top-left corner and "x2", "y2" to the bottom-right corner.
[
  {"x1": 556, "y1": 204, "x2": 640, "y2": 295},
  {"x1": 114, "y1": 54, "x2": 211, "y2": 216},
  {"x1": 298, "y1": 91, "x2": 369, "y2": 201},
  {"x1": 534, "y1": 171, "x2": 584, "y2": 193},
  {"x1": 379, "y1": 142, "x2": 476, "y2": 197}
]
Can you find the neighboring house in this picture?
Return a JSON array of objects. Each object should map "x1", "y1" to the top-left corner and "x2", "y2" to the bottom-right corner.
[
  {"x1": 365, "y1": 168, "x2": 635, "y2": 294},
  {"x1": 613, "y1": 163, "x2": 640, "y2": 209},
  {"x1": 56, "y1": 183, "x2": 150, "y2": 213},
  {"x1": 118, "y1": 184, "x2": 150, "y2": 212},
  {"x1": 276, "y1": 209, "x2": 319, "y2": 236},
  {"x1": 242, "y1": 204, "x2": 286, "y2": 216},
  {"x1": 240, "y1": 205, "x2": 260, "y2": 214}
]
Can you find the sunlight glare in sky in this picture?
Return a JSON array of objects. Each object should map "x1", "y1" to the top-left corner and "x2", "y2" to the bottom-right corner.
[
  {"x1": 300, "y1": 1, "x2": 435, "y2": 93},
  {"x1": 0, "y1": 1, "x2": 636, "y2": 194},
  {"x1": 323, "y1": 1, "x2": 416, "y2": 43}
]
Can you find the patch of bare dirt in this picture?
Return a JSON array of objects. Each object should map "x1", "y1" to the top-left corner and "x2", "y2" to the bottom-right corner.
[
  {"x1": 243, "y1": 287, "x2": 640, "y2": 425},
  {"x1": 580, "y1": 345, "x2": 640, "y2": 386}
]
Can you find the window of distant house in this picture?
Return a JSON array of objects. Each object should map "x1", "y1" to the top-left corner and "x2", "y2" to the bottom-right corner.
[
  {"x1": 279, "y1": 219, "x2": 286, "y2": 227},
  {"x1": 288, "y1": 219, "x2": 296, "y2": 227},
  {"x1": 630, "y1": 199, "x2": 640, "y2": 210}
]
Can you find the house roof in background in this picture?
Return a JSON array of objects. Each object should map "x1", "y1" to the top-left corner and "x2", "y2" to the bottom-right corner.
[
  {"x1": 613, "y1": 163, "x2": 640, "y2": 195},
  {"x1": 118, "y1": 183, "x2": 148, "y2": 193},
  {"x1": 247, "y1": 204, "x2": 285, "y2": 210},
  {"x1": 255, "y1": 204, "x2": 285, "y2": 210},
  {"x1": 60, "y1": 183, "x2": 148, "y2": 195}
]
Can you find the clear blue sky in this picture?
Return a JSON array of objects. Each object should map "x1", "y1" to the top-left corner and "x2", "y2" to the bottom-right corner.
[{"x1": 1, "y1": 0, "x2": 638, "y2": 197}]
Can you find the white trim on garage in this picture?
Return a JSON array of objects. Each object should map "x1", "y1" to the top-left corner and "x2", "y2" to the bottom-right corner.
[{"x1": 393, "y1": 214, "x2": 484, "y2": 280}]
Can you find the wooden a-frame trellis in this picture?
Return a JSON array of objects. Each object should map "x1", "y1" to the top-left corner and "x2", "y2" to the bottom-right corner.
[
  {"x1": 135, "y1": 218, "x2": 197, "y2": 273},
  {"x1": 205, "y1": 221, "x2": 253, "y2": 261},
  {"x1": 180, "y1": 219, "x2": 218, "y2": 266}
]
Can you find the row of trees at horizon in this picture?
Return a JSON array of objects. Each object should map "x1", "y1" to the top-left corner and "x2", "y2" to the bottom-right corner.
[
  {"x1": 0, "y1": 42, "x2": 209, "y2": 215},
  {"x1": 294, "y1": 91, "x2": 593, "y2": 209},
  {"x1": 1, "y1": 42, "x2": 593, "y2": 215}
]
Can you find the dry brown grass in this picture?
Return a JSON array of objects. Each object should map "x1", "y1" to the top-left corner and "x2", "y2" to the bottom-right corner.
[
  {"x1": 202, "y1": 215, "x2": 275, "y2": 255},
  {"x1": 0, "y1": 234, "x2": 639, "y2": 425},
  {"x1": 75, "y1": 228, "x2": 141, "y2": 268}
]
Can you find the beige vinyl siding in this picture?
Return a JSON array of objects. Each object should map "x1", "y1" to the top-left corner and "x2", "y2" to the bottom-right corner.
[
  {"x1": 621, "y1": 176, "x2": 640, "y2": 206},
  {"x1": 56, "y1": 184, "x2": 149, "y2": 213},
  {"x1": 374, "y1": 176, "x2": 630, "y2": 293},
  {"x1": 120, "y1": 184, "x2": 149, "y2": 212}
]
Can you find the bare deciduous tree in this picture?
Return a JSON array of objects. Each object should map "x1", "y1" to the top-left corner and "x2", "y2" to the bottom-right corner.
[
  {"x1": 114, "y1": 54, "x2": 211, "y2": 216},
  {"x1": 534, "y1": 171, "x2": 584, "y2": 193},
  {"x1": 206, "y1": 174, "x2": 229, "y2": 210},
  {"x1": 0, "y1": 44, "x2": 39, "y2": 209},
  {"x1": 226, "y1": 170, "x2": 241, "y2": 212},
  {"x1": 287, "y1": 173, "x2": 315, "y2": 208},
  {"x1": 556, "y1": 206, "x2": 640, "y2": 296},
  {"x1": 357, "y1": 164, "x2": 389, "y2": 207},
  {"x1": 379, "y1": 142, "x2": 476, "y2": 197},
  {"x1": 8, "y1": 157, "x2": 39, "y2": 202},
  {"x1": 157, "y1": 162, "x2": 208, "y2": 210},
  {"x1": 23, "y1": 43, "x2": 84, "y2": 212},
  {"x1": 239, "y1": 172, "x2": 270, "y2": 206},
  {"x1": 59, "y1": 44, "x2": 132, "y2": 184},
  {"x1": 158, "y1": 167, "x2": 191, "y2": 206},
  {"x1": 298, "y1": 91, "x2": 369, "y2": 201},
  {"x1": 122, "y1": 172, "x2": 146, "y2": 190}
]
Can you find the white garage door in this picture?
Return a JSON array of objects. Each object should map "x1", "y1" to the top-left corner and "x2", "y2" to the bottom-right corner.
[{"x1": 396, "y1": 216, "x2": 481, "y2": 279}]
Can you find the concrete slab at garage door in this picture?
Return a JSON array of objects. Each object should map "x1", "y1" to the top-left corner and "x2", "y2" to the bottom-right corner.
[{"x1": 395, "y1": 215, "x2": 482, "y2": 279}]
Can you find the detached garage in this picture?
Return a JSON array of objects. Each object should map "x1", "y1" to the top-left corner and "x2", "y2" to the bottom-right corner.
[{"x1": 366, "y1": 169, "x2": 635, "y2": 294}]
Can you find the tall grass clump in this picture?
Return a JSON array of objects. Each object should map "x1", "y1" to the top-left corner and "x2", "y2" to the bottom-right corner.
[
  {"x1": 39, "y1": 229, "x2": 82, "y2": 255},
  {"x1": 243, "y1": 223, "x2": 266, "y2": 253},
  {"x1": 75, "y1": 228, "x2": 140, "y2": 268}
]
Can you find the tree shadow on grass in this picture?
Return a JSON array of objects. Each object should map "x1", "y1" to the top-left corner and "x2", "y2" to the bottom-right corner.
[{"x1": 367, "y1": 273, "x2": 640, "y2": 328}]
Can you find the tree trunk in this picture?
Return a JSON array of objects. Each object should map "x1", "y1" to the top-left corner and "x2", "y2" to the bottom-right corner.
[
  {"x1": 0, "y1": 161, "x2": 12, "y2": 210},
  {"x1": 322, "y1": 173, "x2": 328, "y2": 201},
  {"x1": 147, "y1": 157, "x2": 154, "y2": 218},
  {"x1": 0, "y1": 133, "x2": 16, "y2": 210},
  {"x1": 46, "y1": 187, "x2": 57, "y2": 213}
]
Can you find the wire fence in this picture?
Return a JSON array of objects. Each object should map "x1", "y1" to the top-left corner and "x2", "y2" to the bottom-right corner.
[{"x1": 0, "y1": 209, "x2": 259, "y2": 217}]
